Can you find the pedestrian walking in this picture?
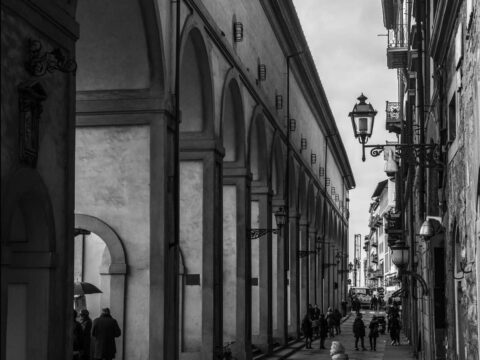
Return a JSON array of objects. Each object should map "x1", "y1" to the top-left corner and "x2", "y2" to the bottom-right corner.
[
  {"x1": 318, "y1": 313, "x2": 328, "y2": 349},
  {"x1": 330, "y1": 341, "x2": 349, "y2": 359},
  {"x1": 92, "y1": 308, "x2": 121, "y2": 360},
  {"x1": 73, "y1": 310, "x2": 84, "y2": 360},
  {"x1": 326, "y1": 307, "x2": 336, "y2": 337},
  {"x1": 388, "y1": 315, "x2": 401, "y2": 346},
  {"x1": 352, "y1": 313, "x2": 367, "y2": 351},
  {"x1": 79, "y1": 309, "x2": 92, "y2": 360},
  {"x1": 370, "y1": 295, "x2": 378, "y2": 311},
  {"x1": 301, "y1": 313, "x2": 313, "y2": 349},
  {"x1": 333, "y1": 308, "x2": 342, "y2": 335},
  {"x1": 368, "y1": 315, "x2": 380, "y2": 351}
]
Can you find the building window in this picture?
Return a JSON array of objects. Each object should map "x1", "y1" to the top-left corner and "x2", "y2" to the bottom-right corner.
[{"x1": 448, "y1": 93, "x2": 456, "y2": 142}]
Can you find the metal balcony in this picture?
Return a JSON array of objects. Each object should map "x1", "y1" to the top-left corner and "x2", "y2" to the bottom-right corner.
[
  {"x1": 385, "y1": 101, "x2": 401, "y2": 134},
  {"x1": 387, "y1": 24, "x2": 408, "y2": 69}
]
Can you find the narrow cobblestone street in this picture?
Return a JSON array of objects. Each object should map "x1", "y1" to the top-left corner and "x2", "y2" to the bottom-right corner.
[{"x1": 263, "y1": 311, "x2": 416, "y2": 360}]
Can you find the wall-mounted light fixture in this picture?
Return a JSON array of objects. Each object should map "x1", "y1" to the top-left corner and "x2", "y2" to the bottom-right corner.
[
  {"x1": 289, "y1": 118, "x2": 296, "y2": 132},
  {"x1": 233, "y1": 21, "x2": 244, "y2": 42},
  {"x1": 258, "y1": 63, "x2": 266, "y2": 81},
  {"x1": 249, "y1": 207, "x2": 286, "y2": 239},
  {"x1": 391, "y1": 243, "x2": 429, "y2": 295},
  {"x1": 275, "y1": 94, "x2": 283, "y2": 110},
  {"x1": 418, "y1": 216, "x2": 442, "y2": 240},
  {"x1": 349, "y1": 93, "x2": 440, "y2": 164},
  {"x1": 300, "y1": 136, "x2": 307, "y2": 152}
]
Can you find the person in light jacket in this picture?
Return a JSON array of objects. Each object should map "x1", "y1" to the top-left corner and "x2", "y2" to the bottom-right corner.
[
  {"x1": 92, "y1": 308, "x2": 121, "y2": 360},
  {"x1": 330, "y1": 341, "x2": 349, "y2": 359}
]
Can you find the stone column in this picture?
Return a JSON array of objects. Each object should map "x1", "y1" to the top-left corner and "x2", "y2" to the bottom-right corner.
[
  {"x1": 308, "y1": 229, "x2": 317, "y2": 306},
  {"x1": 288, "y1": 213, "x2": 300, "y2": 338},
  {"x1": 223, "y1": 167, "x2": 251, "y2": 360},
  {"x1": 316, "y1": 239, "x2": 324, "y2": 312},
  {"x1": 251, "y1": 186, "x2": 272, "y2": 354},
  {"x1": 179, "y1": 141, "x2": 224, "y2": 359},
  {"x1": 273, "y1": 200, "x2": 288, "y2": 345},
  {"x1": 299, "y1": 220, "x2": 309, "y2": 319}
]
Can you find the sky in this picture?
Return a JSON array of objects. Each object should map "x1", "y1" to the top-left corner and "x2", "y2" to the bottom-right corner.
[{"x1": 292, "y1": 1, "x2": 398, "y2": 261}]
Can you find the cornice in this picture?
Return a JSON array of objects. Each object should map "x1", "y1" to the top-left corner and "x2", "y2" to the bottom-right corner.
[{"x1": 261, "y1": 0, "x2": 356, "y2": 190}]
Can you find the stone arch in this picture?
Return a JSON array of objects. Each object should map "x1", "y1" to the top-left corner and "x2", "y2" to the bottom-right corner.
[
  {"x1": 248, "y1": 107, "x2": 270, "y2": 183},
  {"x1": 76, "y1": 0, "x2": 164, "y2": 93},
  {"x1": 221, "y1": 70, "x2": 246, "y2": 164},
  {"x1": 74, "y1": 214, "x2": 127, "y2": 360},
  {"x1": 179, "y1": 24, "x2": 215, "y2": 134},
  {"x1": 270, "y1": 134, "x2": 286, "y2": 198},
  {"x1": 2, "y1": 168, "x2": 56, "y2": 360}
]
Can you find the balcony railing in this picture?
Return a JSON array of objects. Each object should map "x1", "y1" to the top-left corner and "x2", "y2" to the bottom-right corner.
[
  {"x1": 385, "y1": 101, "x2": 401, "y2": 133},
  {"x1": 387, "y1": 24, "x2": 409, "y2": 69}
]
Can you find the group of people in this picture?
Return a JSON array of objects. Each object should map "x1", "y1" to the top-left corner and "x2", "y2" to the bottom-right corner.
[
  {"x1": 301, "y1": 304, "x2": 343, "y2": 350},
  {"x1": 73, "y1": 308, "x2": 122, "y2": 360},
  {"x1": 352, "y1": 313, "x2": 381, "y2": 351}
]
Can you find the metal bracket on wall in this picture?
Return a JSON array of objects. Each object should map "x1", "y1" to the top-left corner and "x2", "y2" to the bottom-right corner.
[{"x1": 249, "y1": 228, "x2": 278, "y2": 239}]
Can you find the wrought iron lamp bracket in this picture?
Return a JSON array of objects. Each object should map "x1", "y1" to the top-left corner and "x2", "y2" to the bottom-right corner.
[
  {"x1": 399, "y1": 269, "x2": 429, "y2": 296},
  {"x1": 249, "y1": 228, "x2": 278, "y2": 240},
  {"x1": 362, "y1": 142, "x2": 442, "y2": 168}
]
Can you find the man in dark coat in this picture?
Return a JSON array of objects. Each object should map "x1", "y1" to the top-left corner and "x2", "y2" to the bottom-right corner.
[
  {"x1": 318, "y1": 314, "x2": 328, "y2": 349},
  {"x1": 301, "y1": 313, "x2": 313, "y2": 349},
  {"x1": 368, "y1": 315, "x2": 380, "y2": 351},
  {"x1": 73, "y1": 310, "x2": 84, "y2": 360},
  {"x1": 79, "y1": 309, "x2": 93, "y2": 360},
  {"x1": 92, "y1": 308, "x2": 121, "y2": 360},
  {"x1": 352, "y1": 313, "x2": 367, "y2": 351}
]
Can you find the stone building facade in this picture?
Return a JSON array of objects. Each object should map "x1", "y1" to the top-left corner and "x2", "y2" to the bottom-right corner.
[
  {"x1": 381, "y1": 0, "x2": 480, "y2": 359},
  {"x1": 1, "y1": 1, "x2": 354, "y2": 360}
]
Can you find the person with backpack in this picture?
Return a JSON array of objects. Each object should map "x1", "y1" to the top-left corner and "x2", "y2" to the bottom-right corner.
[
  {"x1": 368, "y1": 315, "x2": 380, "y2": 351},
  {"x1": 301, "y1": 313, "x2": 313, "y2": 349},
  {"x1": 352, "y1": 313, "x2": 367, "y2": 351}
]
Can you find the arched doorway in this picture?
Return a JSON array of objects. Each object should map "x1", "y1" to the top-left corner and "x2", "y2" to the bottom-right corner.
[
  {"x1": 1, "y1": 168, "x2": 56, "y2": 360},
  {"x1": 74, "y1": 214, "x2": 127, "y2": 360}
]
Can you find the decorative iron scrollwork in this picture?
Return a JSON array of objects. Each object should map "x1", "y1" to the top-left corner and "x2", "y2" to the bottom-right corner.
[
  {"x1": 369, "y1": 146, "x2": 385, "y2": 157},
  {"x1": 249, "y1": 228, "x2": 278, "y2": 240},
  {"x1": 25, "y1": 39, "x2": 77, "y2": 76}
]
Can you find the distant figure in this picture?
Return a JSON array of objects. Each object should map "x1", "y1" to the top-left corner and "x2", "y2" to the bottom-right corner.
[
  {"x1": 326, "y1": 307, "x2": 335, "y2": 337},
  {"x1": 333, "y1": 308, "x2": 342, "y2": 335},
  {"x1": 388, "y1": 315, "x2": 401, "y2": 346},
  {"x1": 341, "y1": 299, "x2": 348, "y2": 316},
  {"x1": 318, "y1": 314, "x2": 328, "y2": 350},
  {"x1": 368, "y1": 315, "x2": 380, "y2": 351},
  {"x1": 330, "y1": 341, "x2": 349, "y2": 359},
  {"x1": 79, "y1": 309, "x2": 92, "y2": 360},
  {"x1": 73, "y1": 310, "x2": 84, "y2": 360},
  {"x1": 370, "y1": 295, "x2": 378, "y2": 311},
  {"x1": 92, "y1": 308, "x2": 121, "y2": 360},
  {"x1": 352, "y1": 313, "x2": 367, "y2": 351},
  {"x1": 314, "y1": 304, "x2": 321, "y2": 319},
  {"x1": 301, "y1": 313, "x2": 313, "y2": 349}
]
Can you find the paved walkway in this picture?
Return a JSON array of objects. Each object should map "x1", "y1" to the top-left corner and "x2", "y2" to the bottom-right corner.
[{"x1": 261, "y1": 310, "x2": 417, "y2": 360}]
